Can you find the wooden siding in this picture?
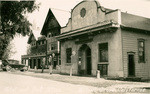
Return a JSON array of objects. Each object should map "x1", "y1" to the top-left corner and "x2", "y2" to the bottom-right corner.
[{"x1": 122, "y1": 30, "x2": 150, "y2": 78}]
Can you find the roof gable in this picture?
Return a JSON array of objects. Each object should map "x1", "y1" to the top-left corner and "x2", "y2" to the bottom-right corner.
[
  {"x1": 41, "y1": 9, "x2": 61, "y2": 35},
  {"x1": 27, "y1": 33, "x2": 36, "y2": 44}
]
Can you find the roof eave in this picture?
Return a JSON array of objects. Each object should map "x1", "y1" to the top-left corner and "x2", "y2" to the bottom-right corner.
[
  {"x1": 56, "y1": 22, "x2": 119, "y2": 40},
  {"x1": 120, "y1": 25, "x2": 150, "y2": 33}
]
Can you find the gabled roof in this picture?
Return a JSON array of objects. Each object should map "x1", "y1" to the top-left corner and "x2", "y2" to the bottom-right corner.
[
  {"x1": 27, "y1": 33, "x2": 35, "y2": 44},
  {"x1": 41, "y1": 8, "x2": 70, "y2": 35},
  {"x1": 27, "y1": 30, "x2": 41, "y2": 44},
  {"x1": 121, "y1": 12, "x2": 150, "y2": 31}
]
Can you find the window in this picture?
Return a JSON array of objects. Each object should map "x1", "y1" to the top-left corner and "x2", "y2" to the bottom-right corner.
[
  {"x1": 80, "y1": 8, "x2": 86, "y2": 18},
  {"x1": 59, "y1": 55, "x2": 61, "y2": 65},
  {"x1": 66, "y1": 48, "x2": 72, "y2": 63},
  {"x1": 51, "y1": 44, "x2": 55, "y2": 50},
  {"x1": 38, "y1": 41, "x2": 41, "y2": 45},
  {"x1": 42, "y1": 40, "x2": 44, "y2": 44},
  {"x1": 138, "y1": 39, "x2": 145, "y2": 63},
  {"x1": 51, "y1": 43, "x2": 57, "y2": 50},
  {"x1": 48, "y1": 33, "x2": 52, "y2": 38},
  {"x1": 32, "y1": 41, "x2": 36, "y2": 46},
  {"x1": 99, "y1": 43, "x2": 108, "y2": 62}
]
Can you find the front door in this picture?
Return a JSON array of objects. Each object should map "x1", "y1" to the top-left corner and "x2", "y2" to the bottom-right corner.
[
  {"x1": 86, "y1": 47, "x2": 91, "y2": 75},
  {"x1": 33, "y1": 59, "x2": 36, "y2": 69},
  {"x1": 38, "y1": 59, "x2": 41, "y2": 69},
  {"x1": 29, "y1": 59, "x2": 32, "y2": 68},
  {"x1": 128, "y1": 54, "x2": 135, "y2": 76},
  {"x1": 78, "y1": 44, "x2": 92, "y2": 75}
]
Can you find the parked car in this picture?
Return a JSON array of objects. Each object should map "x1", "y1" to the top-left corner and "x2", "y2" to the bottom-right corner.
[{"x1": 1, "y1": 60, "x2": 28, "y2": 72}]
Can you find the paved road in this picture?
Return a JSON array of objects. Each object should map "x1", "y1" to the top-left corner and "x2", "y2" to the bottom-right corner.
[{"x1": 0, "y1": 72, "x2": 99, "y2": 94}]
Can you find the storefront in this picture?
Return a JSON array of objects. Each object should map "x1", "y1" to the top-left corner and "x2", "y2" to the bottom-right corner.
[{"x1": 57, "y1": 0, "x2": 150, "y2": 79}]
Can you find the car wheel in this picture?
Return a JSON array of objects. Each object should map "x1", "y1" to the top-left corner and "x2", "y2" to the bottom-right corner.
[
  {"x1": 2, "y1": 68, "x2": 6, "y2": 71},
  {"x1": 23, "y1": 66, "x2": 28, "y2": 71},
  {"x1": 6, "y1": 65, "x2": 12, "y2": 72}
]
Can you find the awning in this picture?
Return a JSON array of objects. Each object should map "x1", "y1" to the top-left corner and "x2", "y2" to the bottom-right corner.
[{"x1": 56, "y1": 20, "x2": 119, "y2": 40}]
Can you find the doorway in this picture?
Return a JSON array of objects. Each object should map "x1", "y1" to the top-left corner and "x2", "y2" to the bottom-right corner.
[
  {"x1": 128, "y1": 54, "x2": 135, "y2": 76},
  {"x1": 33, "y1": 59, "x2": 36, "y2": 69},
  {"x1": 78, "y1": 44, "x2": 91, "y2": 75},
  {"x1": 29, "y1": 59, "x2": 32, "y2": 69},
  {"x1": 38, "y1": 59, "x2": 41, "y2": 69},
  {"x1": 86, "y1": 47, "x2": 91, "y2": 75}
]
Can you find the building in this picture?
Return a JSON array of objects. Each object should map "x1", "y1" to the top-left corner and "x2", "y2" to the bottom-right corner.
[
  {"x1": 56, "y1": 0, "x2": 150, "y2": 79},
  {"x1": 21, "y1": 8, "x2": 69, "y2": 71},
  {"x1": 40, "y1": 9, "x2": 62, "y2": 70},
  {"x1": 21, "y1": 31, "x2": 47, "y2": 69}
]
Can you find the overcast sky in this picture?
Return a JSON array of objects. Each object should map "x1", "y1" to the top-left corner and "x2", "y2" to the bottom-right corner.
[
  {"x1": 11, "y1": 0, "x2": 150, "y2": 61},
  {"x1": 28, "y1": 0, "x2": 150, "y2": 31}
]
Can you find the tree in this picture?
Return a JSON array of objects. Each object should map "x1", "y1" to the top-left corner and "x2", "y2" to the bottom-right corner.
[
  {"x1": 26, "y1": 44, "x2": 31, "y2": 55},
  {"x1": 2, "y1": 39, "x2": 17, "y2": 60},
  {"x1": 0, "y1": 1, "x2": 39, "y2": 60}
]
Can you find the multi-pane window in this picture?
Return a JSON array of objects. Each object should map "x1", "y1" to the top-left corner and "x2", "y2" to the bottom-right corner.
[
  {"x1": 32, "y1": 41, "x2": 36, "y2": 46},
  {"x1": 37, "y1": 40, "x2": 45, "y2": 45},
  {"x1": 66, "y1": 48, "x2": 72, "y2": 63},
  {"x1": 99, "y1": 43, "x2": 108, "y2": 62},
  {"x1": 138, "y1": 39, "x2": 145, "y2": 63},
  {"x1": 51, "y1": 44, "x2": 55, "y2": 50},
  {"x1": 51, "y1": 43, "x2": 57, "y2": 50},
  {"x1": 59, "y1": 55, "x2": 61, "y2": 65}
]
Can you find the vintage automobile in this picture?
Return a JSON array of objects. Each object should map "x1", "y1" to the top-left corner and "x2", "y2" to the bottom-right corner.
[{"x1": 1, "y1": 60, "x2": 28, "y2": 72}]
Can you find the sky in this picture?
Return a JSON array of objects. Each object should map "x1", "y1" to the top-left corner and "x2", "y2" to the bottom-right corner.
[{"x1": 10, "y1": 0, "x2": 150, "y2": 61}]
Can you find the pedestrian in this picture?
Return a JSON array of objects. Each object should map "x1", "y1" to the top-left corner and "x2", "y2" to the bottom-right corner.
[
  {"x1": 49, "y1": 55, "x2": 53, "y2": 75},
  {"x1": 41, "y1": 58, "x2": 45, "y2": 73}
]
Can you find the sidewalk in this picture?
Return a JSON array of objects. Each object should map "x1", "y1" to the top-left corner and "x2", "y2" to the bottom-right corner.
[
  {"x1": 28, "y1": 69, "x2": 49, "y2": 73},
  {"x1": 28, "y1": 69, "x2": 61, "y2": 74},
  {"x1": 10, "y1": 70, "x2": 150, "y2": 87}
]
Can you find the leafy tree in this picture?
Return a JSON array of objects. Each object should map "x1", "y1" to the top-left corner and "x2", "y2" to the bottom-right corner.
[
  {"x1": 2, "y1": 39, "x2": 17, "y2": 60},
  {"x1": 26, "y1": 44, "x2": 31, "y2": 55},
  {"x1": 0, "y1": 1, "x2": 39, "y2": 60}
]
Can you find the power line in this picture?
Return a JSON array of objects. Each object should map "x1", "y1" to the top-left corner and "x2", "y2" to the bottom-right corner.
[{"x1": 50, "y1": 7, "x2": 71, "y2": 13}]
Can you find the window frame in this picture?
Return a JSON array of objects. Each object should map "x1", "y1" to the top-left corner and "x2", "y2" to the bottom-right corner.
[
  {"x1": 51, "y1": 42, "x2": 57, "y2": 51},
  {"x1": 138, "y1": 39, "x2": 145, "y2": 63},
  {"x1": 66, "y1": 48, "x2": 72, "y2": 63},
  {"x1": 99, "y1": 43, "x2": 108, "y2": 62}
]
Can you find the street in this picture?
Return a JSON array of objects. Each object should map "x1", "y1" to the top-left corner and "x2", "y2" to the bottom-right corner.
[
  {"x1": 0, "y1": 71, "x2": 150, "y2": 94},
  {"x1": 0, "y1": 72, "x2": 99, "y2": 94}
]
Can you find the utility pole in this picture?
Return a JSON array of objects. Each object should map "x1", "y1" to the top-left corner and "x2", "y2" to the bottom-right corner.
[{"x1": 46, "y1": 38, "x2": 48, "y2": 68}]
